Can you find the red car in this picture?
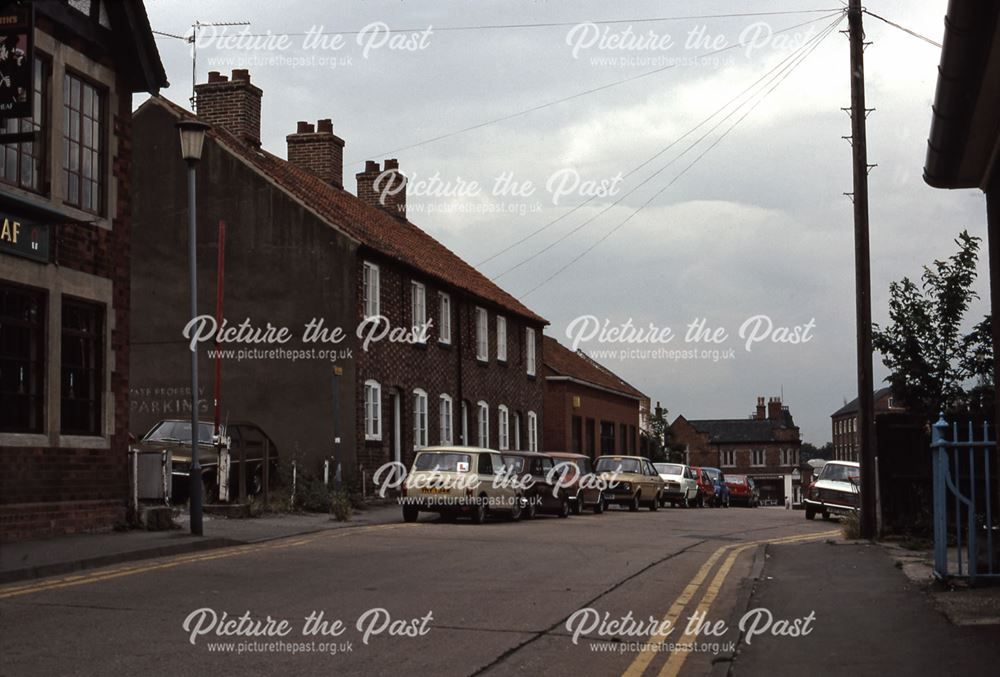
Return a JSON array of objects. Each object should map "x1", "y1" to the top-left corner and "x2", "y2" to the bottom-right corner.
[
  {"x1": 690, "y1": 466, "x2": 716, "y2": 507},
  {"x1": 724, "y1": 474, "x2": 760, "y2": 508}
]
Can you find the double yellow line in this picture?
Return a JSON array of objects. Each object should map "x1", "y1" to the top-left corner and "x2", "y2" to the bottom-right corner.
[
  {"x1": 622, "y1": 529, "x2": 840, "y2": 677},
  {"x1": 0, "y1": 523, "x2": 415, "y2": 600}
]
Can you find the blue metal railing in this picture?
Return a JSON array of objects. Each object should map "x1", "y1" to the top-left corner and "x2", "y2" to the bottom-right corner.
[{"x1": 930, "y1": 415, "x2": 999, "y2": 584}]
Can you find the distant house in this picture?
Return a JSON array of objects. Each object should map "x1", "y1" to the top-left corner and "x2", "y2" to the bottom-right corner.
[
  {"x1": 670, "y1": 396, "x2": 802, "y2": 504},
  {"x1": 541, "y1": 336, "x2": 646, "y2": 458},
  {"x1": 830, "y1": 387, "x2": 905, "y2": 461}
]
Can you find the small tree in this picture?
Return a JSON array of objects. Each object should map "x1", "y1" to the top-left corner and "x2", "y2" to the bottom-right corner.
[{"x1": 872, "y1": 231, "x2": 992, "y2": 421}]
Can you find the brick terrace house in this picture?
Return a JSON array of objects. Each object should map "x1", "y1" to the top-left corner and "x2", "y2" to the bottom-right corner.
[
  {"x1": 670, "y1": 396, "x2": 802, "y2": 504},
  {"x1": 0, "y1": 1, "x2": 166, "y2": 540},
  {"x1": 130, "y1": 71, "x2": 546, "y2": 495},
  {"x1": 541, "y1": 336, "x2": 646, "y2": 458},
  {"x1": 830, "y1": 387, "x2": 904, "y2": 461}
]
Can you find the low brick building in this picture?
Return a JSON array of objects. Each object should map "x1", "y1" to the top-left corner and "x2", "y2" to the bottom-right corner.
[
  {"x1": 130, "y1": 71, "x2": 546, "y2": 495},
  {"x1": 0, "y1": 1, "x2": 166, "y2": 541},
  {"x1": 670, "y1": 396, "x2": 802, "y2": 504},
  {"x1": 541, "y1": 337, "x2": 646, "y2": 458}
]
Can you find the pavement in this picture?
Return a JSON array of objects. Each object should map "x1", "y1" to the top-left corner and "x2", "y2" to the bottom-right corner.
[
  {"x1": 726, "y1": 540, "x2": 1000, "y2": 677},
  {"x1": 0, "y1": 504, "x2": 402, "y2": 584}
]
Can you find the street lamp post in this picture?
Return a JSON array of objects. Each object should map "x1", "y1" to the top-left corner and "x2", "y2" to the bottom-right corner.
[{"x1": 177, "y1": 119, "x2": 211, "y2": 536}]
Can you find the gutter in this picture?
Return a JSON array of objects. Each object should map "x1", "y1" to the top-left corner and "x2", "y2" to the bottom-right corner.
[{"x1": 924, "y1": 0, "x2": 1000, "y2": 189}]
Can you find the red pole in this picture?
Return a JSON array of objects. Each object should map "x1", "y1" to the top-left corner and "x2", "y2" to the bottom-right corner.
[{"x1": 213, "y1": 220, "x2": 226, "y2": 436}]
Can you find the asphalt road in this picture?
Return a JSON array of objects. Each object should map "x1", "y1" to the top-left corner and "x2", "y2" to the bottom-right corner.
[{"x1": 0, "y1": 505, "x2": 837, "y2": 677}]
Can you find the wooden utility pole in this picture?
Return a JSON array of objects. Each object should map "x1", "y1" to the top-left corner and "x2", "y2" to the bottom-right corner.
[{"x1": 847, "y1": 0, "x2": 877, "y2": 539}]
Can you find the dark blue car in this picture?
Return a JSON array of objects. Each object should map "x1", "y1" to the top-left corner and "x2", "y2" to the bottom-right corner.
[{"x1": 703, "y1": 467, "x2": 731, "y2": 507}]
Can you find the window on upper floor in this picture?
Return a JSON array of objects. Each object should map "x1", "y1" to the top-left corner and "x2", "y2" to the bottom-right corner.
[
  {"x1": 526, "y1": 327, "x2": 536, "y2": 376},
  {"x1": 438, "y1": 292, "x2": 451, "y2": 344},
  {"x1": 362, "y1": 262, "x2": 380, "y2": 318},
  {"x1": 0, "y1": 56, "x2": 48, "y2": 194},
  {"x1": 721, "y1": 449, "x2": 736, "y2": 467},
  {"x1": 63, "y1": 72, "x2": 105, "y2": 215},
  {"x1": 496, "y1": 316, "x2": 507, "y2": 362},
  {"x1": 751, "y1": 448, "x2": 765, "y2": 467},
  {"x1": 411, "y1": 281, "x2": 426, "y2": 342},
  {"x1": 475, "y1": 307, "x2": 488, "y2": 361}
]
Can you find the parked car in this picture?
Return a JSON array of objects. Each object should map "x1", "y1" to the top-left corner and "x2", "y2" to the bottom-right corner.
[
  {"x1": 501, "y1": 451, "x2": 572, "y2": 518},
  {"x1": 548, "y1": 452, "x2": 604, "y2": 514},
  {"x1": 134, "y1": 418, "x2": 279, "y2": 503},
  {"x1": 400, "y1": 447, "x2": 522, "y2": 523},
  {"x1": 804, "y1": 460, "x2": 860, "y2": 520},
  {"x1": 724, "y1": 474, "x2": 759, "y2": 507},
  {"x1": 654, "y1": 462, "x2": 699, "y2": 508},
  {"x1": 595, "y1": 455, "x2": 664, "y2": 512},
  {"x1": 691, "y1": 466, "x2": 716, "y2": 507},
  {"x1": 703, "y1": 467, "x2": 731, "y2": 507}
]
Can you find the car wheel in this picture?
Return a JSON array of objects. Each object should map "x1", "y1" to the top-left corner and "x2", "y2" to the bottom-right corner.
[
  {"x1": 572, "y1": 493, "x2": 583, "y2": 515},
  {"x1": 805, "y1": 506, "x2": 816, "y2": 520},
  {"x1": 509, "y1": 496, "x2": 523, "y2": 522},
  {"x1": 594, "y1": 495, "x2": 605, "y2": 514},
  {"x1": 629, "y1": 494, "x2": 640, "y2": 512},
  {"x1": 402, "y1": 505, "x2": 419, "y2": 523},
  {"x1": 558, "y1": 497, "x2": 570, "y2": 518},
  {"x1": 650, "y1": 493, "x2": 659, "y2": 511},
  {"x1": 471, "y1": 499, "x2": 487, "y2": 524},
  {"x1": 822, "y1": 511, "x2": 832, "y2": 521}
]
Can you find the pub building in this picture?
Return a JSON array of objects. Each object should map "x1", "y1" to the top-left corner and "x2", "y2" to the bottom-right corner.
[{"x1": 0, "y1": 1, "x2": 166, "y2": 541}]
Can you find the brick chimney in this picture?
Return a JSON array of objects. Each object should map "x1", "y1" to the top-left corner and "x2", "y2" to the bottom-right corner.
[
  {"x1": 286, "y1": 118, "x2": 346, "y2": 188},
  {"x1": 767, "y1": 396, "x2": 783, "y2": 421},
  {"x1": 356, "y1": 159, "x2": 407, "y2": 218},
  {"x1": 755, "y1": 396, "x2": 766, "y2": 420},
  {"x1": 193, "y1": 69, "x2": 263, "y2": 147}
]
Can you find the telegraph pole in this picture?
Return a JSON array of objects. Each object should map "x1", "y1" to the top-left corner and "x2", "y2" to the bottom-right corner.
[{"x1": 847, "y1": 0, "x2": 877, "y2": 539}]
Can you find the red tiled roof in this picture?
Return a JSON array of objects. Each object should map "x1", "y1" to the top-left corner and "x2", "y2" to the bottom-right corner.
[
  {"x1": 147, "y1": 96, "x2": 546, "y2": 325},
  {"x1": 542, "y1": 335, "x2": 646, "y2": 399}
]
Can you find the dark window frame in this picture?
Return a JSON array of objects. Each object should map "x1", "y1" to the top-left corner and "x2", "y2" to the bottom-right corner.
[
  {"x1": 62, "y1": 69, "x2": 106, "y2": 215},
  {"x1": 60, "y1": 297, "x2": 104, "y2": 435},
  {"x1": 0, "y1": 54, "x2": 50, "y2": 194},
  {"x1": 0, "y1": 283, "x2": 47, "y2": 433}
]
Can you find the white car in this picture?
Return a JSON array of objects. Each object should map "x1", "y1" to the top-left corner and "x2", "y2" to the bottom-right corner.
[
  {"x1": 654, "y1": 462, "x2": 699, "y2": 508},
  {"x1": 804, "y1": 460, "x2": 860, "y2": 520}
]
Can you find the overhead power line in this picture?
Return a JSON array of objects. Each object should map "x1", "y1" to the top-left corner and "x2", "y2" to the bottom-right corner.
[
  {"x1": 479, "y1": 11, "x2": 845, "y2": 271},
  {"x1": 354, "y1": 12, "x2": 843, "y2": 165},
  {"x1": 863, "y1": 10, "x2": 942, "y2": 48},
  {"x1": 518, "y1": 14, "x2": 846, "y2": 299},
  {"x1": 164, "y1": 9, "x2": 843, "y2": 38}
]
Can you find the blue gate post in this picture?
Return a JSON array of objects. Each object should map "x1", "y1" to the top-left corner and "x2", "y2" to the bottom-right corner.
[{"x1": 931, "y1": 414, "x2": 949, "y2": 578}]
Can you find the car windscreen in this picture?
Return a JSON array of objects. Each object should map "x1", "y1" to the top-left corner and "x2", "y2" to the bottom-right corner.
[
  {"x1": 414, "y1": 453, "x2": 472, "y2": 472},
  {"x1": 654, "y1": 463, "x2": 684, "y2": 475},
  {"x1": 144, "y1": 420, "x2": 215, "y2": 444},
  {"x1": 502, "y1": 456, "x2": 526, "y2": 473},
  {"x1": 726, "y1": 475, "x2": 746, "y2": 483},
  {"x1": 820, "y1": 464, "x2": 860, "y2": 483},
  {"x1": 595, "y1": 457, "x2": 641, "y2": 473},
  {"x1": 705, "y1": 469, "x2": 721, "y2": 481}
]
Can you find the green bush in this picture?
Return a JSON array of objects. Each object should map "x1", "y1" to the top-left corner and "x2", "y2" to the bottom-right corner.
[{"x1": 330, "y1": 490, "x2": 353, "y2": 521}]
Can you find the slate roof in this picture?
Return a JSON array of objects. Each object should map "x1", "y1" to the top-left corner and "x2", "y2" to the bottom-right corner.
[
  {"x1": 542, "y1": 336, "x2": 646, "y2": 399},
  {"x1": 831, "y1": 387, "x2": 893, "y2": 417},
  {"x1": 142, "y1": 96, "x2": 546, "y2": 325},
  {"x1": 684, "y1": 411, "x2": 797, "y2": 444}
]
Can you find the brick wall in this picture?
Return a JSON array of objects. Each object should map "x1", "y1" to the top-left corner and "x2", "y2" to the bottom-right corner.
[
  {"x1": 286, "y1": 119, "x2": 345, "y2": 188},
  {"x1": 193, "y1": 69, "x2": 262, "y2": 147},
  {"x1": 0, "y1": 94, "x2": 134, "y2": 542},
  {"x1": 354, "y1": 255, "x2": 545, "y2": 490},
  {"x1": 542, "y1": 378, "x2": 641, "y2": 458}
]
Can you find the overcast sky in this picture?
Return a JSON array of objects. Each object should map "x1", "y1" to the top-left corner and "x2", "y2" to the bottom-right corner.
[{"x1": 141, "y1": 1, "x2": 989, "y2": 445}]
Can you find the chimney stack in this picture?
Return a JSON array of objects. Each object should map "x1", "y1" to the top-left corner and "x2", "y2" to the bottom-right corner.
[
  {"x1": 193, "y1": 69, "x2": 263, "y2": 147},
  {"x1": 767, "y1": 396, "x2": 782, "y2": 421},
  {"x1": 356, "y1": 159, "x2": 407, "y2": 219},
  {"x1": 286, "y1": 118, "x2": 346, "y2": 188},
  {"x1": 755, "y1": 396, "x2": 766, "y2": 421}
]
